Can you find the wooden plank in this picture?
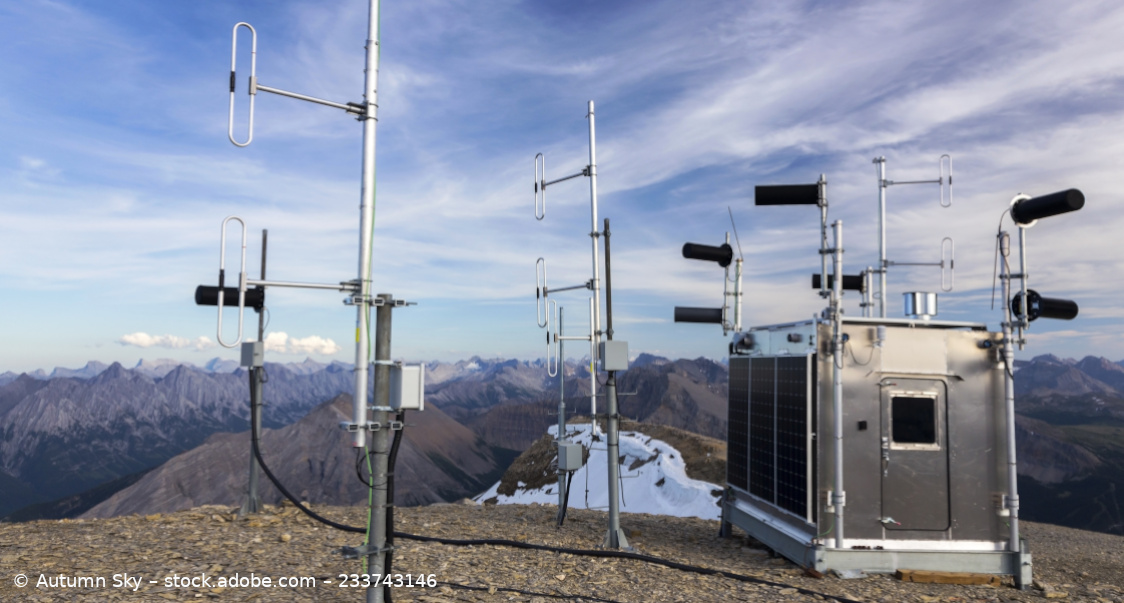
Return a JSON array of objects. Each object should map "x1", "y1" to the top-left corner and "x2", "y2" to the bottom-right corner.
[{"x1": 895, "y1": 569, "x2": 1002, "y2": 586}]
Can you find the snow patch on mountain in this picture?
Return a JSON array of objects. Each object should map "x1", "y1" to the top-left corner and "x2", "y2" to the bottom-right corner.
[{"x1": 475, "y1": 424, "x2": 722, "y2": 520}]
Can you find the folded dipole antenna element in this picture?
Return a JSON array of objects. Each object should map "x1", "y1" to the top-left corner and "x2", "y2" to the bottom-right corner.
[
  {"x1": 214, "y1": 216, "x2": 249, "y2": 348},
  {"x1": 228, "y1": 23, "x2": 257, "y2": 147},
  {"x1": 755, "y1": 184, "x2": 820, "y2": 206},
  {"x1": 534, "y1": 153, "x2": 546, "y2": 220},
  {"x1": 682, "y1": 242, "x2": 733, "y2": 268},
  {"x1": 535, "y1": 257, "x2": 548, "y2": 328}
]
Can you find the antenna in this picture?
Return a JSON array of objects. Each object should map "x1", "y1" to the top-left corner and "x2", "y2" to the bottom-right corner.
[
  {"x1": 674, "y1": 237, "x2": 741, "y2": 334},
  {"x1": 532, "y1": 102, "x2": 630, "y2": 550},
  {"x1": 995, "y1": 187, "x2": 1084, "y2": 563},
  {"x1": 873, "y1": 155, "x2": 955, "y2": 317},
  {"x1": 202, "y1": 5, "x2": 426, "y2": 601}
]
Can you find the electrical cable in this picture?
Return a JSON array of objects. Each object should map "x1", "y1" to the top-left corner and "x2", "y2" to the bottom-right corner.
[
  {"x1": 557, "y1": 470, "x2": 575, "y2": 527},
  {"x1": 437, "y1": 580, "x2": 623, "y2": 603},
  {"x1": 247, "y1": 369, "x2": 365, "y2": 534},
  {"x1": 248, "y1": 371, "x2": 859, "y2": 603},
  {"x1": 392, "y1": 533, "x2": 863, "y2": 603},
  {"x1": 845, "y1": 339, "x2": 875, "y2": 366},
  {"x1": 384, "y1": 410, "x2": 405, "y2": 603}
]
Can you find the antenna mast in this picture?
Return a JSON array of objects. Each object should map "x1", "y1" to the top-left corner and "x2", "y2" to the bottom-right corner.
[
  {"x1": 533, "y1": 101, "x2": 630, "y2": 549},
  {"x1": 873, "y1": 155, "x2": 953, "y2": 317},
  {"x1": 212, "y1": 3, "x2": 424, "y2": 601}
]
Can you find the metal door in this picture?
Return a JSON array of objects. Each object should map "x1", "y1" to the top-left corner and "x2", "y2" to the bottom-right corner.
[{"x1": 880, "y1": 379, "x2": 950, "y2": 531}]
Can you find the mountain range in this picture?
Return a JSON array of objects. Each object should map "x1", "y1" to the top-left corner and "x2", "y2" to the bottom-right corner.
[{"x1": 3, "y1": 352, "x2": 1124, "y2": 535}]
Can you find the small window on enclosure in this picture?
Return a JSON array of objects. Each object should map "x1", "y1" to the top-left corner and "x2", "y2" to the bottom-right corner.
[{"x1": 891, "y1": 396, "x2": 937, "y2": 444}]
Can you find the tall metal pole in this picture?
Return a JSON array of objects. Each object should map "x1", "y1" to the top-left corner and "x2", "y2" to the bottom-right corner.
[
  {"x1": 367, "y1": 293, "x2": 393, "y2": 603},
  {"x1": 818, "y1": 175, "x2": 828, "y2": 299},
  {"x1": 241, "y1": 229, "x2": 268, "y2": 516},
  {"x1": 602, "y1": 218, "x2": 628, "y2": 549},
  {"x1": 352, "y1": 0, "x2": 380, "y2": 450},
  {"x1": 586, "y1": 101, "x2": 601, "y2": 425},
  {"x1": 999, "y1": 232, "x2": 1021, "y2": 554},
  {"x1": 556, "y1": 307, "x2": 567, "y2": 515},
  {"x1": 875, "y1": 157, "x2": 888, "y2": 318},
  {"x1": 831, "y1": 220, "x2": 846, "y2": 549}
]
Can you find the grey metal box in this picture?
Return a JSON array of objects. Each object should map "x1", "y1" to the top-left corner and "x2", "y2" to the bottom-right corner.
[
  {"x1": 599, "y1": 340, "x2": 629, "y2": 371},
  {"x1": 240, "y1": 341, "x2": 263, "y2": 368},
  {"x1": 558, "y1": 441, "x2": 584, "y2": 471},
  {"x1": 389, "y1": 364, "x2": 425, "y2": 411}
]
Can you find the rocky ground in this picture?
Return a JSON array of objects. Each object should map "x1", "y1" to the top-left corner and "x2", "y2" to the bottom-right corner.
[{"x1": 1, "y1": 501, "x2": 1121, "y2": 602}]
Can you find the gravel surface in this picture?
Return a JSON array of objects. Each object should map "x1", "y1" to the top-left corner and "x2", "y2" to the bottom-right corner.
[{"x1": 0, "y1": 501, "x2": 1121, "y2": 602}]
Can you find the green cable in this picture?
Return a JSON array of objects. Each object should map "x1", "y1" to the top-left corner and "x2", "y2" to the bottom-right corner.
[
  {"x1": 360, "y1": 0, "x2": 382, "y2": 576},
  {"x1": 363, "y1": 0, "x2": 381, "y2": 361},
  {"x1": 362, "y1": 445, "x2": 374, "y2": 574}
]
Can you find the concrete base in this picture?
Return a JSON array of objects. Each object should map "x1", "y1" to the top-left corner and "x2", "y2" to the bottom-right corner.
[{"x1": 722, "y1": 498, "x2": 1033, "y2": 589}]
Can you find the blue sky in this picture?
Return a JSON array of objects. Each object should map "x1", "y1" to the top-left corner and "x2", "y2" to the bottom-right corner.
[{"x1": 2, "y1": 0, "x2": 1122, "y2": 374}]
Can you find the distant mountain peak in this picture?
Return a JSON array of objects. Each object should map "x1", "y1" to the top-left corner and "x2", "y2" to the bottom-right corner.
[{"x1": 631, "y1": 353, "x2": 670, "y2": 368}]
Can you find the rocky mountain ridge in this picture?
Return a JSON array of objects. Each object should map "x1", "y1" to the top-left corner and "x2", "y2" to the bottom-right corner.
[{"x1": 83, "y1": 393, "x2": 507, "y2": 518}]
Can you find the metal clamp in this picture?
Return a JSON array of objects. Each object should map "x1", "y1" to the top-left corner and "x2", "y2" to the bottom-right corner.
[
  {"x1": 340, "y1": 421, "x2": 387, "y2": 432},
  {"x1": 340, "y1": 544, "x2": 395, "y2": 559}
]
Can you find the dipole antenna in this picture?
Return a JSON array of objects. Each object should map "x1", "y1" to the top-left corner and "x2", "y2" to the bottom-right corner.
[
  {"x1": 204, "y1": 4, "x2": 424, "y2": 602},
  {"x1": 872, "y1": 155, "x2": 954, "y2": 317},
  {"x1": 996, "y1": 188, "x2": 1084, "y2": 558},
  {"x1": 533, "y1": 101, "x2": 603, "y2": 424},
  {"x1": 533, "y1": 101, "x2": 630, "y2": 549}
]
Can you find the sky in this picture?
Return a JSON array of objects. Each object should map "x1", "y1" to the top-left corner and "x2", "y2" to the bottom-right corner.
[{"x1": 1, "y1": 0, "x2": 1122, "y2": 374}]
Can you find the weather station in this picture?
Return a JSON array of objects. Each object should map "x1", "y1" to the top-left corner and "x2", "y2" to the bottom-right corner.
[{"x1": 677, "y1": 159, "x2": 1084, "y2": 587}]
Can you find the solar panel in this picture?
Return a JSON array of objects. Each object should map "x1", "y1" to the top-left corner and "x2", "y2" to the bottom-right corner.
[
  {"x1": 731, "y1": 354, "x2": 815, "y2": 522},
  {"x1": 727, "y1": 358, "x2": 750, "y2": 491},
  {"x1": 749, "y1": 357, "x2": 776, "y2": 502},
  {"x1": 776, "y1": 356, "x2": 808, "y2": 518}
]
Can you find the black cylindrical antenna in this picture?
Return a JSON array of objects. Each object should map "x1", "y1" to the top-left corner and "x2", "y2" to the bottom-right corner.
[
  {"x1": 1011, "y1": 189, "x2": 1084, "y2": 225},
  {"x1": 674, "y1": 307, "x2": 724, "y2": 324},
  {"x1": 1011, "y1": 289, "x2": 1079, "y2": 321},
  {"x1": 812, "y1": 273, "x2": 865, "y2": 292},
  {"x1": 682, "y1": 242, "x2": 733, "y2": 267},
  {"x1": 754, "y1": 184, "x2": 820, "y2": 206},
  {"x1": 195, "y1": 285, "x2": 265, "y2": 311}
]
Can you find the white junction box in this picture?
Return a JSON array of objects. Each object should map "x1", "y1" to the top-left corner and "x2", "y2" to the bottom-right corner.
[
  {"x1": 557, "y1": 440, "x2": 584, "y2": 471},
  {"x1": 241, "y1": 341, "x2": 263, "y2": 368},
  {"x1": 389, "y1": 364, "x2": 425, "y2": 411},
  {"x1": 599, "y1": 340, "x2": 629, "y2": 372}
]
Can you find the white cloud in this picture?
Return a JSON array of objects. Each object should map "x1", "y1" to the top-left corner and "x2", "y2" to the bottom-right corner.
[
  {"x1": 118, "y1": 333, "x2": 215, "y2": 351},
  {"x1": 262, "y1": 332, "x2": 341, "y2": 356}
]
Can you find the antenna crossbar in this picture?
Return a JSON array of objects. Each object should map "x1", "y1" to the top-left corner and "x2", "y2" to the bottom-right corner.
[
  {"x1": 547, "y1": 281, "x2": 593, "y2": 295},
  {"x1": 245, "y1": 278, "x2": 359, "y2": 292},
  {"x1": 884, "y1": 178, "x2": 941, "y2": 186},
  {"x1": 253, "y1": 83, "x2": 365, "y2": 115},
  {"x1": 541, "y1": 168, "x2": 589, "y2": 189}
]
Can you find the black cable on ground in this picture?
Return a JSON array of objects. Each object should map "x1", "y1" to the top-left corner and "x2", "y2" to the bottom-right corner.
[
  {"x1": 384, "y1": 410, "x2": 405, "y2": 603},
  {"x1": 247, "y1": 370, "x2": 857, "y2": 603},
  {"x1": 557, "y1": 470, "x2": 575, "y2": 526},
  {"x1": 437, "y1": 580, "x2": 623, "y2": 603},
  {"x1": 248, "y1": 367, "x2": 365, "y2": 534},
  {"x1": 392, "y1": 532, "x2": 863, "y2": 603}
]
